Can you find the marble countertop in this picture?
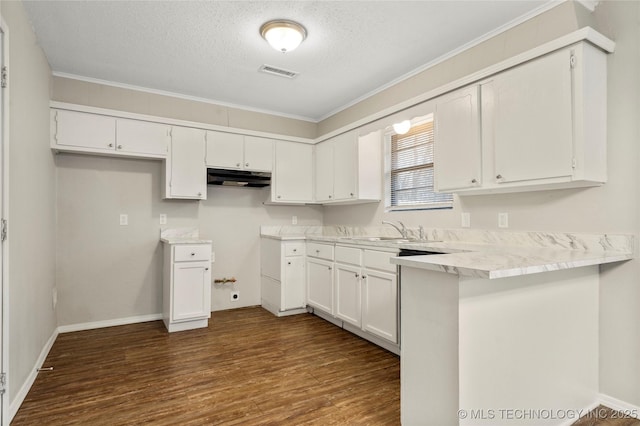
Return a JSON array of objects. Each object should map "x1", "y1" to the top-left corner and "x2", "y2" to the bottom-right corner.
[
  {"x1": 160, "y1": 228, "x2": 212, "y2": 245},
  {"x1": 261, "y1": 228, "x2": 633, "y2": 279}
]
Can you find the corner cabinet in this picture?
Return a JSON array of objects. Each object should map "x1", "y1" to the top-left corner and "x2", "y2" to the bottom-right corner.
[
  {"x1": 260, "y1": 238, "x2": 307, "y2": 316},
  {"x1": 271, "y1": 141, "x2": 314, "y2": 204},
  {"x1": 314, "y1": 130, "x2": 382, "y2": 204},
  {"x1": 163, "y1": 242, "x2": 212, "y2": 332},
  {"x1": 164, "y1": 126, "x2": 207, "y2": 200},
  {"x1": 434, "y1": 41, "x2": 609, "y2": 195}
]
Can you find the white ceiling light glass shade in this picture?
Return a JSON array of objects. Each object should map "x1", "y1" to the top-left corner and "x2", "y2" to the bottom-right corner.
[
  {"x1": 260, "y1": 20, "x2": 307, "y2": 53},
  {"x1": 392, "y1": 120, "x2": 412, "y2": 135}
]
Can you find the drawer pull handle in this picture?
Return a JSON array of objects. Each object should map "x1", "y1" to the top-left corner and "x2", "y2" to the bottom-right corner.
[
  {"x1": 287, "y1": 261, "x2": 291, "y2": 265},
  {"x1": 236, "y1": 163, "x2": 241, "y2": 167},
  {"x1": 471, "y1": 178, "x2": 478, "y2": 184},
  {"x1": 108, "y1": 143, "x2": 114, "y2": 148},
  {"x1": 205, "y1": 267, "x2": 209, "y2": 271},
  {"x1": 316, "y1": 250, "x2": 320, "y2": 253},
  {"x1": 496, "y1": 174, "x2": 503, "y2": 179},
  {"x1": 293, "y1": 249, "x2": 297, "y2": 252},
  {"x1": 362, "y1": 275, "x2": 367, "y2": 279},
  {"x1": 117, "y1": 145, "x2": 123, "y2": 150},
  {"x1": 328, "y1": 266, "x2": 332, "y2": 271},
  {"x1": 191, "y1": 253, "x2": 195, "y2": 256},
  {"x1": 355, "y1": 273, "x2": 359, "y2": 278},
  {"x1": 245, "y1": 163, "x2": 249, "y2": 167}
]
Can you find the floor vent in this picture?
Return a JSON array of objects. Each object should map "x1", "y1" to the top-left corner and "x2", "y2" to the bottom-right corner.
[{"x1": 259, "y1": 64, "x2": 299, "y2": 79}]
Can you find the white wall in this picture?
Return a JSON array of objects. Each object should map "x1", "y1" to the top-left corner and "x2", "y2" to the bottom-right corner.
[
  {"x1": 323, "y1": 0, "x2": 640, "y2": 409},
  {"x1": 55, "y1": 154, "x2": 322, "y2": 325},
  {"x1": 0, "y1": 0, "x2": 57, "y2": 413}
]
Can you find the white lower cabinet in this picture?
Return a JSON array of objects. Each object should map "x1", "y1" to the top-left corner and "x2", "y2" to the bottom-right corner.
[
  {"x1": 335, "y1": 263, "x2": 362, "y2": 327},
  {"x1": 306, "y1": 242, "x2": 399, "y2": 352},
  {"x1": 362, "y1": 268, "x2": 398, "y2": 343},
  {"x1": 163, "y1": 242, "x2": 212, "y2": 332},
  {"x1": 260, "y1": 238, "x2": 307, "y2": 316},
  {"x1": 306, "y1": 242, "x2": 335, "y2": 314}
]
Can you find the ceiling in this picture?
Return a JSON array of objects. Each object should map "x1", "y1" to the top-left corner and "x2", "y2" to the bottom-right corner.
[{"x1": 23, "y1": 0, "x2": 555, "y2": 122}]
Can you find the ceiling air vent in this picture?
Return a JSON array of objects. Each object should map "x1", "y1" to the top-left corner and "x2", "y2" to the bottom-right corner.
[{"x1": 259, "y1": 64, "x2": 299, "y2": 79}]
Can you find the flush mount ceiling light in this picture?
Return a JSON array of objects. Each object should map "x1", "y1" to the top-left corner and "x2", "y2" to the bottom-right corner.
[
  {"x1": 392, "y1": 120, "x2": 412, "y2": 135},
  {"x1": 260, "y1": 19, "x2": 307, "y2": 53}
]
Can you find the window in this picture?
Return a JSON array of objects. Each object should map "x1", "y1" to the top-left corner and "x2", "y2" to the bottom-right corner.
[{"x1": 385, "y1": 116, "x2": 453, "y2": 211}]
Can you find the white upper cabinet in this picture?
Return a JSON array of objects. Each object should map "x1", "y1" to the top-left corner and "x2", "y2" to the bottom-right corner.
[
  {"x1": 434, "y1": 41, "x2": 608, "y2": 195},
  {"x1": 314, "y1": 140, "x2": 334, "y2": 202},
  {"x1": 165, "y1": 126, "x2": 207, "y2": 200},
  {"x1": 51, "y1": 109, "x2": 169, "y2": 159},
  {"x1": 53, "y1": 109, "x2": 116, "y2": 152},
  {"x1": 244, "y1": 136, "x2": 274, "y2": 172},
  {"x1": 489, "y1": 48, "x2": 573, "y2": 184},
  {"x1": 434, "y1": 85, "x2": 482, "y2": 191},
  {"x1": 205, "y1": 131, "x2": 273, "y2": 172},
  {"x1": 116, "y1": 118, "x2": 170, "y2": 157},
  {"x1": 313, "y1": 130, "x2": 382, "y2": 205},
  {"x1": 271, "y1": 141, "x2": 313, "y2": 204}
]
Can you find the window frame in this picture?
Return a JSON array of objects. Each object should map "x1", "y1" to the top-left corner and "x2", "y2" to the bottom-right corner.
[{"x1": 384, "y1": 114, "x2": 453, "y2": 212}]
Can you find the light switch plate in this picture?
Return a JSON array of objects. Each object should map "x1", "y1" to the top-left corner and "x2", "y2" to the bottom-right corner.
[
  {"x1": 159, "y1": 214, "x2": 167, "y2": 225},
  {"x1": 119, "y1": 214, "x2": 128, "y2": 226},
  {"x1": 498, "y1": 212, "x2": 509, "y2": 228},
  {"x1": 461, "y1": 212, "x2": 470, "y2": 228}
]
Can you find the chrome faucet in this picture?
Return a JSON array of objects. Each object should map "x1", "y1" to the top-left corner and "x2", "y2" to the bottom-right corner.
[{"x1": 382, "y1": 220, "x2": 407, "y2": 239}]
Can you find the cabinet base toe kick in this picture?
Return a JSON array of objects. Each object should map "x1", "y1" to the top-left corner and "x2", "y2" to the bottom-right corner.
[
  {"x1": 310, "y1": 307, "x2": 400, "y2": 356},
  {"x1": 163, "y1": 317, "x2": 209, "y2": 333}
]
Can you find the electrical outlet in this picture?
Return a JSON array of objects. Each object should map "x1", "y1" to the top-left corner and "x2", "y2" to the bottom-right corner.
[
  {"x1": 119, "y1": 214, "x2": 128, "y2": 226},
  {"x1": 230, "y1": 291, "x2": 239, "y2": 302},
  {"x1": 292, "y1": 215, "x2": 298, "y2": 225},
  {"x1": 159, "y1": 214, "x2": 167, "y2": 225},
  {"x1": 498, "y1": 212, "x2": 509, "y2": 228},
  {"x1": 461, "y1": 212, "x2": 470, "y2": 228}
]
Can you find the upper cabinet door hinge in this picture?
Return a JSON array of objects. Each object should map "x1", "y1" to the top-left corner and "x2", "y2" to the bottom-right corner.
[
  {"x1": 0, "y1": 372, "x2": 6, "y2": 395},
  {"x1": 1, "y1": 219, "x2": 7, "y2": 242},
  {"x1": 1, "y1": 66, "x2": 7, "y2": 88},
  {"x1": 570, "y1": 55, "x2": 577, "y2": 69}
]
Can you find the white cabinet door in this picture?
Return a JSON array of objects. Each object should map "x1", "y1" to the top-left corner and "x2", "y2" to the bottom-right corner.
[
  {"x1": 167, "y1": 126, "x2": 206, "y2": 200},
  {"x1": 306, "y1": 258, "x2": 334, "y2": 314},
  {"x1": 283, "y1": 256, "x2": 306, "y2": 310},
  {"x1": 172, "y1": 263, "x2": 211, "y2": 321},
  {"x1": 362, "y1": 269, "x2": 397, "y2": 343},
  {"x1": 244, "y1": 136, "x2": 273, "y2": 172},
  {"x1": 335, "y1": 263, "x2": 362, "y2": 327},
  {"x1": 54, "y1": 109, "x2": 116, "y2": 151},
  {"x1": 314, "y1": 140, "x2": 334, "y2": 202},
  {"x1": 205, "y1": 131, "x2": 243, "y2": 169},
  {"x1": 116, "y1": 119, "x2": 170, "y2": 157},
  {"x1": 273, "y1": 141, "x2": 313, "y2": 203},
  {"x1": 333, "y1": 132, "x2": 358, "y2": 201},
  {"x1": 434, "y1": 85, "x2": 482, "y2": 191},
  {"x1": 489, "y1": 48, "x2": 573, "y2": 184}
]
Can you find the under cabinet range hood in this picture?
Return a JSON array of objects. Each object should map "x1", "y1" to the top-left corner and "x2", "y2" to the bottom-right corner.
[{"x1": 206, "y1": 168, "x2": 271, "y2": 188}]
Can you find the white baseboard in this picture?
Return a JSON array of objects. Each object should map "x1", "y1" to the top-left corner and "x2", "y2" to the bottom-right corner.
[
  {"x1": 57, "y1": 313, "x2": 163, "y2": 333},
  {"x1": 599, "y1": 393, "x2": 640, "y2": 419},
  {"x1": 9, "y1": 328, "x2": 59, "y2": 423}
]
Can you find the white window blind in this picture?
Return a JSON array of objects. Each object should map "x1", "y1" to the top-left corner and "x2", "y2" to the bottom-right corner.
[{"x1": 389, "y1": 120, "x2": 453, "y2": 209}]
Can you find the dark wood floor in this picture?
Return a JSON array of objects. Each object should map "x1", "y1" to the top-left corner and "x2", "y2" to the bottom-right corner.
[{"x1": 12, "y1": 307, "x2": 400, "y2": 425}]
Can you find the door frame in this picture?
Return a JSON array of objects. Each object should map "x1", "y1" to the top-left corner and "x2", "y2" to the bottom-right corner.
[{"x1": 0, "y1": 16, "x2": 9, "y2": 426}]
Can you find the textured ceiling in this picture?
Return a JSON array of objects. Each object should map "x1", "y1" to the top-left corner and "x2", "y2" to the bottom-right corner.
[{"x1": 23, "y1": 0, "x2": 552, "y2": 122}]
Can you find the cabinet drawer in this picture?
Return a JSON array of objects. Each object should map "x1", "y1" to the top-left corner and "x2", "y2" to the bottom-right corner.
[
  {"x1": 306, "y1": 242, "x2": 334, "y2": 260},
  {"x1": 284, "y1": 241, "x2": 305, "y2": 257},
  {"x1": 363, "y1": 249, "x2": 398, "y2": 273},
  {"x1": 335, "y1": 245, "x2": 362, "y2": 266},
  {"x1": 174, "y1": 244, "x2": 211, "y2": 262}
]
